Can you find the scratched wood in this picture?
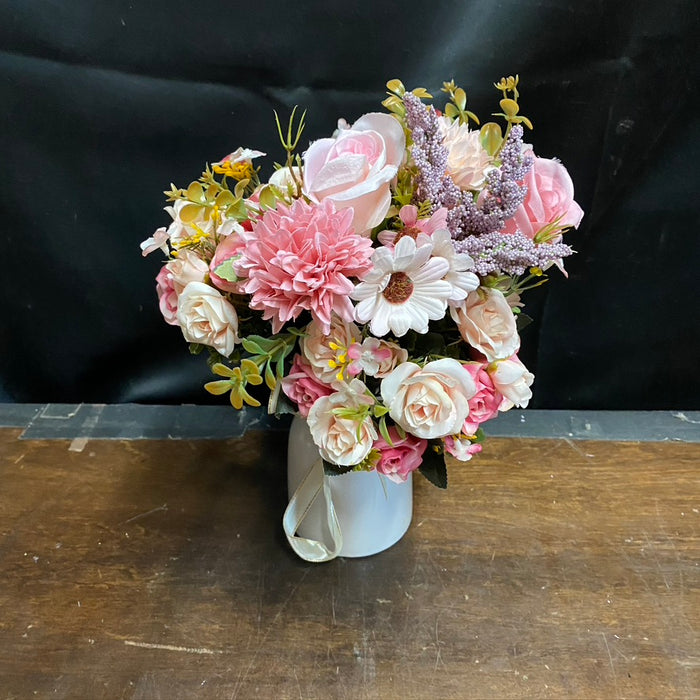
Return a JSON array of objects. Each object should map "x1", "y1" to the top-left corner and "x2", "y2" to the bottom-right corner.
[{"x1": 0, "y1": 427, "x2": 698, "y2": 699}]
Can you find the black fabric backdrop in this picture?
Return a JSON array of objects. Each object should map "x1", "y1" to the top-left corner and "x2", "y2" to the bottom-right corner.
[{"x1": 1, "y1": 0, "x2": 698, "y2": 409}]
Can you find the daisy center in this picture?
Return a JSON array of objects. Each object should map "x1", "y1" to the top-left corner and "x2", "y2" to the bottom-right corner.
[{"x1": 383, "y1": 272, "x2": 414, "y2": 304}]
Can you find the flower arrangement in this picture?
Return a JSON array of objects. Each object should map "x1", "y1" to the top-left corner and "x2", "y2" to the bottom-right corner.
[{"x1": 142, "y1": 76, "x2": 583, "y2": 487}]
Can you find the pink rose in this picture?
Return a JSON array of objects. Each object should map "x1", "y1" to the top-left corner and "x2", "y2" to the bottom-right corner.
[
  {"x1": 373, "y1": 427, "x2": 427, "y2": 483},
  {"x1": 281, "y1": 354, "x2": 334, "y2": 417},
  {"x1": 444, "y1": 435, "x2": 483, "y2": 462},
  {"x1": 155, "y1": 265, "x2": 179, "y2": 326},
  {"x1": 502, "y1": 155, "x2": 583, "y2": 240},
  {"x1": 303, "y1": 112, "x2": 406, "y2": 235},
  {"x1": 488, "y1": 354, "x2": 534, "y2": 410},
  {"x1": 462, "y1": 362, "x2": 502, "y2": 434},
  {"x1": 209, "y1": 232, "x2": 245, "y2": 294}
]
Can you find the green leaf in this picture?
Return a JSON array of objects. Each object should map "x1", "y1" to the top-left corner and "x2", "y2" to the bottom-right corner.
[
  {"x1": 188, "y1": 343, "x2": 205, "y2": 355},
  {"x1": 418, "y1": 447, "x2": 448, "y2": 489},
  {"x1": 480, "y1": 122, "x2": 503, "y2": 156},
  {"x1": 213, "y1": 258, "x2": 239, "y2": 283},
  {"x1": 454, "y1": 87, "x2": 467, "y2": 111},
  {"x1": 241, "y1": 338, "x2": 265, "y2": 356}
]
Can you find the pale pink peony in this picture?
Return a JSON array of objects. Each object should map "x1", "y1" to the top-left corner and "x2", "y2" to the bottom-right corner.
[
  {"x1": 303, "y1": 112, "x2": 406, "y2": 235},
  {"x1": 281, "y1": 354, "x2": 334, "y2": 417},
  {"x1": 444, "y1": 435, "x2": 483, "y2": 462},
  {"x1": 237, "y1": 199, "x2": 374, "y2": 334},
  {"x1": 502, "y1": 155, "x2": 583, "y2": 240},
  {"x1": 438, "y1": 116, "x2": 493, "y2": 191},
  {"x1": 461, "y1": 362, "x2": 503, "y2": 435},
  {"x1": 373, "y1": 427, "x2": 427, "y2": 483},
  {"x1": 155, "y1": 265, "x2": 179, "y2": 326}
]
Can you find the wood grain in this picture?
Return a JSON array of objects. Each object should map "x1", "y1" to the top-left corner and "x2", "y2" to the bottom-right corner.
[{"x1": 0, "y1": 427, "x2": 698, "y2": 699}]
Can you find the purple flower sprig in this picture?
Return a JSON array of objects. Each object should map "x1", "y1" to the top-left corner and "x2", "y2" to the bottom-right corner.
[
  {"x1": 454, "y1": 230, "x2": 574, "y2": 277},
  {"x1": 403, "y1": 93, "x2": 534, "y2": 242}
]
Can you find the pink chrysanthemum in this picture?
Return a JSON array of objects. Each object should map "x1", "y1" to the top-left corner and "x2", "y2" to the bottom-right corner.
[{"x1": 238, "y1": 199, "x2": 374, "y2": 334}]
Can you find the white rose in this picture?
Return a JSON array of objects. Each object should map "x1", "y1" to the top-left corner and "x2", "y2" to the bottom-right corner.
[
  {"x1": 167, "y1": 249, "x2": 210, "y2": 295},
  {"x1": 177, "y1": 282, "x2": 239, "y2": 356},
  {"x1": 306, "y1": 379, "x2": 377, "y2": 466},
  {"x1": 380, "y1": 358, "x2": 477, "y2": 439},
  {"x1": 451, "y1": 287, "x2": 520, "y2": 362},
  {"x1": 488, "y1": 356, "x2": 534, "y2": 410},
  {"x1": 438, "y1": 116, "x2": 493, "y2": 191}
]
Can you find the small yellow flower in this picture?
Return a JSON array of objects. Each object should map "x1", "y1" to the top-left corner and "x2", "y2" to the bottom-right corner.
[{"x1": 213, "y1": 161, "x2": 255, "y2": 181}]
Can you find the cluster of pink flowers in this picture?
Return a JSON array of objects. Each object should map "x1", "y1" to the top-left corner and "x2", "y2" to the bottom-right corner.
[{"x1": 141, "y1": 77, "x2": 582, "y2": 486}]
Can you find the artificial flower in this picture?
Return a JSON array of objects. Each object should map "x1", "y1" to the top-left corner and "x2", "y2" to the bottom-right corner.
[
  {"x1": 373, "y1": 427, "x2": 427, "y2": 483},
  {"x1": 380, "y1": 358, "x2": 477, "y2": 439},
  {"x1": 307, "y1": 379, "x2": 377, "y2": 466},
  {"x1": 501, "y1": 155, "x2": 583, "y2": 240},
  {"x1": 451, "y1": 286, "x2": 520, "y2": 362},
  {"x1": 488, "y1": 354, "x2": 534, "y2": 410},
  {"x1": 438, "y1": 115, "x2": 493, "y2": 190},
  {"x1": 352, "y1": 235, "x2": 453, "y2": 337},
  {"x1": 176, "y1": 281, "x2": 240, "y2": 356},
  {"x1": 281, "y1": 354, "x2": 334, "y2": 417},
  {"x1": 238, "y1": 199, "x2": 374, "y2": 334},
  {"x1": 304, "y1": 112, "x2": 406, "y2": 235}
]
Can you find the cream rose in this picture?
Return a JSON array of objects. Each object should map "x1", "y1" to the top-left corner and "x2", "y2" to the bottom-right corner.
[
  {"x1": 307, "y1": 379, "x2": 377, "y2": 466},
  {"x1": 451, "y1": 287, "x2": 520, "y2": 362},
  {"x1": 488, "y1": 355, "x2": 534, "y2": 410},
  {"x1": 380, "y1": 358, "x2": 477, "y2": 439},
  {"x1": 167, "y1": 249, "x2": 210, "y2": 295},
  {"x1": 438, "y1": 116, "x2": 493, "y2": 191},
  {"x1": 176, "y1": 281, "x2": 239, "y2": 356},
  {"x1": 300, "y1": 317, "x2": 361, "y2": 387},
  {"x1": 303, "y1": 112, "x2": 406, "y2": 235}
]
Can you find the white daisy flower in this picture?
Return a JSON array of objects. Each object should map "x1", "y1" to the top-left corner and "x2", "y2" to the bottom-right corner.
[
  {"x1": 352, "y1": 236, "x2": 453, "y2": 337},
  {"x1": 428, "y1": 229, "x2": 480, "y2": 303}
]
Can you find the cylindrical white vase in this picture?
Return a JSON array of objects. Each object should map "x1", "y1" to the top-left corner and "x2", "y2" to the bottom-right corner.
[{"x1": 286, "y1": 414, "x2": 413, "y2": 558}]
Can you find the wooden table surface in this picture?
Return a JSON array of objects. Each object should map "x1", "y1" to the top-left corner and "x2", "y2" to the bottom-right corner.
[{"x1": 1, "y1": 424, "x2": 698, "y2": 699}]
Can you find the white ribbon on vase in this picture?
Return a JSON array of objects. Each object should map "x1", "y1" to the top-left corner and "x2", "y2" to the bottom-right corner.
[{"x1": 282, "y1": 457, "x2": 343, "y2": 562}]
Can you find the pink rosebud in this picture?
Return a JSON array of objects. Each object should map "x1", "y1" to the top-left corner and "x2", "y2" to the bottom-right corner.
[
  {"x1": 281, "y1": 354, "x2": 334, "y2": 417},
  {"x1": 462, "y1": 362, "x2": 503, "y2": 434},
  {"x1": 373, "y1": 427, "x2": 427, "y2": 483}
]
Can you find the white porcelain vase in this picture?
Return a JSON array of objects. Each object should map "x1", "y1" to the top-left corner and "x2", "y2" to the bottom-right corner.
[{"x1": 285, "y1": 414, "x2": 413, "y2": 560}]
